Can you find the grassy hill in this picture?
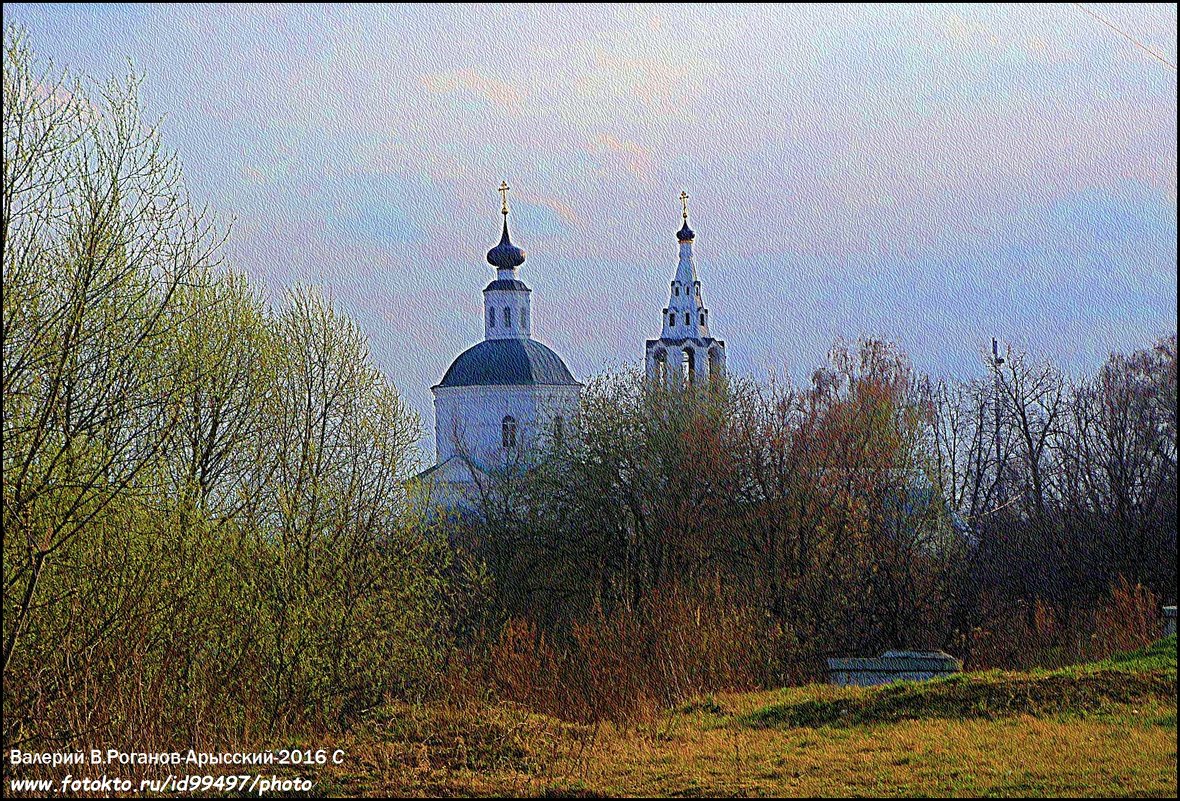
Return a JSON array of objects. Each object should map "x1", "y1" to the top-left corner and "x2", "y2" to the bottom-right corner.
[
  {"x1": 743, "y1": 635, "x2": 1177, "y2": 730},
  {"x1": 317, "y1": 637, "x2": 1177, "y2": 797}
]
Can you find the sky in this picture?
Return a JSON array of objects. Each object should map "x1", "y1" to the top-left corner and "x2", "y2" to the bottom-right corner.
[{"x1": 6, "y1": 3, "x2": 1177, "y2": 454}]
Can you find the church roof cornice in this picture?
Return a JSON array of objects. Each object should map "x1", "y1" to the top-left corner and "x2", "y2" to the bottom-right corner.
[
  {"x1": 647, "y1": 337, "x2": 725, "y2": 348},
  {"x1": 483, "y1": 279, "x2": 531, "y2": 292}
]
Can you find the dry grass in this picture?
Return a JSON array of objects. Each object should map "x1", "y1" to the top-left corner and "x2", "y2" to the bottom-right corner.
[
  {"x1": 305, "y1": 694, "x2": 1175, "y2": 797},
  {"x1": 306, "y1": 639, "x2": 1176, "y2": 797},
  {"x1": 310, "y1": 701, "x2": 599, "y2": 797},
  {"x1": 561, "y1": 700, "x2": 1176, "y2": 797},
  {"x1": 8, "y1": 641, "x2": 1173, "y2": 797}
]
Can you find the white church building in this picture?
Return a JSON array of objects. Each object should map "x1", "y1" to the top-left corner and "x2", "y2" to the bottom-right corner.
[{"x1": 413, "y1": 184, "x2": 724, "y2": 509}]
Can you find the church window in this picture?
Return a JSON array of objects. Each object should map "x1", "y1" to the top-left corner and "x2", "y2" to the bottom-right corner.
[
  {"x1": 700, "y1": 311, "x2": 706, "y2": 325},
  {"x1": 684, "y1": 312, "x2": 690, "y2": 325},
  {"x1": 674, "y1": 285, "x2": 679, "y2": 296},
  {"x1": 682, "y1": 348, "x2": 695, "y2": 384},
  {"x1": 669, "y1": 312, "x2": 676, "y2": 326},
  {"x1": 502, "y1": 416, "x2": 517, "y2": 448},
  {"x1": 503, "y1": 306, "x2": 511, "y2": 327}
]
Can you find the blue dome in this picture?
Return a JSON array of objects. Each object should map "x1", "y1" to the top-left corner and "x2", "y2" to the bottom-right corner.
[
  {"x1": 677, "y1": 220, "x2": 695, "y2": 241},
  {"x1": 486, "y1": 219, "x2": 526, "y2": 269},
  {"x1": 436, "y1": 339, "x2": 579, "y2": 388}
]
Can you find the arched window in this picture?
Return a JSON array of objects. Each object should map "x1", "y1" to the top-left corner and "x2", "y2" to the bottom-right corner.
[
  {"x1": 654, "y1": 348, "x2": 667, "y2": 383},
  {"x1": 684, "y1": 312, "x2": 690, "y2": 325},
  {"x1": 502, "y1": 415, "x2": 517, "y2": 448},
  {"x1": 669, "y1": 312, "x2": 676, "y2": 326},
  {"x1": 503, "y1": 306, "x2": 511, "y2": 327},
  {"x1": 682, "y1": 348, "x2": 695, "y2": 384},
  {"x1": 699, "y1": 311, "x2": 706, "y2": 325},
  {"x1": 488, "y1": 307, "x2": 496, "y2": 328},
  {"x1": 674, "y1": 285, "x2": 679, "y2": 296}
]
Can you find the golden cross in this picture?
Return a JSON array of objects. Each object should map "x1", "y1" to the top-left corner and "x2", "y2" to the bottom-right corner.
[
  {"x1": 679, "y1": 190, "x2": 689, "y2": 221},
  {"x1": 499, "y1": 181, "x2": 510, "y2": 216}
]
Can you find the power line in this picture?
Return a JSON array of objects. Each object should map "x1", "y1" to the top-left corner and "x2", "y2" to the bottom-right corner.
[{"x1": 1073, "y1": 3, "x2": 1176, "y2": 71}]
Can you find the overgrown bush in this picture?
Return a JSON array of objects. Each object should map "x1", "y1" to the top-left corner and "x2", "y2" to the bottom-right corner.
[{"x1": 482, "y1": 584, "x2": 777, "y2": 725}]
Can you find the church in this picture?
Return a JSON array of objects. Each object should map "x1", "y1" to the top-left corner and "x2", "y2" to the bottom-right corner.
[{"x1": 413, "y1": 183, "x2": 725, "y2": 508}]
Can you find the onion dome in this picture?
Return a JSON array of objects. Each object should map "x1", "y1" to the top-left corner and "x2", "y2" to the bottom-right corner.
[
  {"x1": 487, "y1": 218, "x2": 526, "y2": 269},
  {"x1": 487, "y1": 181, "x2": 526, "y2": 269}
]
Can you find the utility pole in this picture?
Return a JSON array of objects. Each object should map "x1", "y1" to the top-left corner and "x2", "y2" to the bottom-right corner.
[{"x1": 992, "y1": 337, "x2": 1006, "y2": 506}]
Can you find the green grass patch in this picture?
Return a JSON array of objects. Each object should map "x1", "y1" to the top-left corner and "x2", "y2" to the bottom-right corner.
[
  {"x1": 743, "y1": 636, "x2": 1177, "y2": 729},
  {"x1": 1099, "y1": 633, "x2": 1176, "y2": 670}
]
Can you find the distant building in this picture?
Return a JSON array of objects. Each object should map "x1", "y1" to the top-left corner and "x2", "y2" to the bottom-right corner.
[
  {"x1": 645, "y1": 192, "x2": 726, "y2": 386},
  {"x1": 413, "y1": 185, "x2": 730, "y2": 511},
  {"x1": 412, "y1": 183, "x2": 581, "y2": 509}
]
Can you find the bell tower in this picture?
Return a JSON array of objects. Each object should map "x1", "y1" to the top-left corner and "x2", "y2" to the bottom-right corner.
[
  {"x1": 645, "y1": 191, "x2": 726, "y2": 386},
  {"x1": 483, "y1": 181, "x2": 532, "y2": 340}
]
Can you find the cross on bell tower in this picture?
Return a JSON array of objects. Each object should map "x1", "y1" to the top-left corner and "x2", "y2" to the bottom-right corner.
[{"x1": 499, "y1": 181, "x2": 510, "y2": 215}]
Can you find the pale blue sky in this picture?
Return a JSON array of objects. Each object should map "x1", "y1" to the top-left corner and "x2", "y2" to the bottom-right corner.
[{"x1": 6, "y1": 3, "x2": 1177, "y2": 451}]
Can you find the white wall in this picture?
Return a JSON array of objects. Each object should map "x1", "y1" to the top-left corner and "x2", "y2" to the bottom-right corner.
[{"x1": 433, "y1": 383, "x2": 581, "y2": 467}]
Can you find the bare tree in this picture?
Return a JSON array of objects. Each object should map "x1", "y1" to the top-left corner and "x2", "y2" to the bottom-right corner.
[{"x1": 2, "y1": 29, "x2": 224, "y2": 673}]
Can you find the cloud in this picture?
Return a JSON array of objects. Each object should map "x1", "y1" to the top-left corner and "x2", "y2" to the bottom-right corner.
[
  {"x1": 422, "y1": 68, "x2": 523, "y2": 111},
  {"x1": 590, "y1": 133, "x2": 652, "y2": 179},
  {"x1": 31, "y1": 79, "x2": 100, "y2": 121},
  {"x1": 575, "y1": 49, "x2": 716, "y2": 118},
  {"x1": 518, "y1": 192, "x2": 580, "y2": 228}
]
